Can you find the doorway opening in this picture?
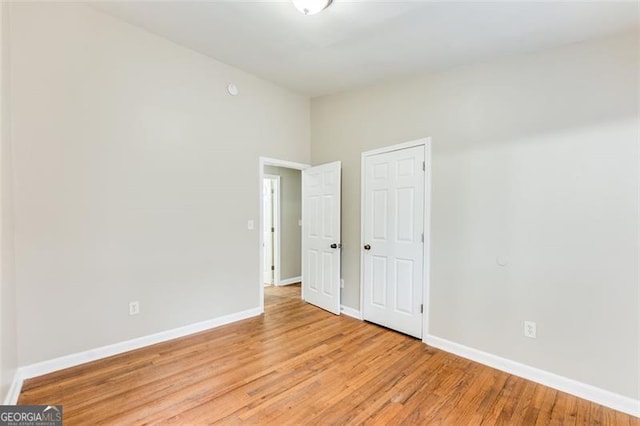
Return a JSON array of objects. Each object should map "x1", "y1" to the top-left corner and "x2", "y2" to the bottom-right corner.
[{"x1": 259, "y1": 157, "x2": 309, "y2": 312}]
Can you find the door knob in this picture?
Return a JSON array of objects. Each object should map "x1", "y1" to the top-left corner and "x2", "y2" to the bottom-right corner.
[
  {"x1": 330, "y1": 243, "x2": 338, "y2": 249},
  {"x1": 364, "y1": 244, "x2": 371, "y2": 250}
]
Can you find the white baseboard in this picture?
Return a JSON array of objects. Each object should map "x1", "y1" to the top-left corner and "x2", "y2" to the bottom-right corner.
[
  {"x1": 277, "y1": 276, "x2": 301, "y2": 286},
  {"x1": 340, "y1": 305, "x2": 363, "y2": 320},
  {"x1": 3, "y1": 370, "x2": 24, "y2": 405},
  {"x1": 14, "y1": 307, "x2": 262, "y2": 395},
  {"x1": 424, "y1": 334, "x2": 640, "y2": 418}
]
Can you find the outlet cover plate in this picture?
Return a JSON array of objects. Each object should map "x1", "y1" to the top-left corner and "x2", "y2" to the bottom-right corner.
[
  {"x1": 524, "y1": 320, "x2": 536, "y2": 338},
  {"x1": 129, "y1": 301, "x2": 140, "y2": 316}
]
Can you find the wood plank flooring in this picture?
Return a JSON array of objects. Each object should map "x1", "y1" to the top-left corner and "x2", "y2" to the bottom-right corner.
[{"x1": 20, "y1": 284, "x2": 638, "y2": 425}]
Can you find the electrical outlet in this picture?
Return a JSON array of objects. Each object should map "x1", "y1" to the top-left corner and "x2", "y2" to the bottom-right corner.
[
  {"x1": 340, "y1": 278, "x2": 344, "y2": 289},
  {"x1": 524, "y1": 321, "x2": 536, "y2": 338},
  {"x1": 129, "y1": 301, "x2": 140, "y2": 316}
]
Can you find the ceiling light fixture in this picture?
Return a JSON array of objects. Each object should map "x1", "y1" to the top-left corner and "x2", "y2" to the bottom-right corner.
[{"x1": 291, "y1": 0, "x2": 332, "y2": 15}]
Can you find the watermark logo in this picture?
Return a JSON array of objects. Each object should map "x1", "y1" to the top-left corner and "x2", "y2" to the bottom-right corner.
[{"x1": 0, "y1": 405, "x2": 62, "y2": 426}]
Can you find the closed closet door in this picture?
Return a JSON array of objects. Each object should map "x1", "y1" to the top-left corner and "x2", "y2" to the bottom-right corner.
[{"x1": 362, "y1": 146, "x2": 424, "y2": 338}]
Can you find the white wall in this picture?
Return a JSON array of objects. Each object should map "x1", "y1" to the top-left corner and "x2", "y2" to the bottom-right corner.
[
  {"x1": 10, "y1": 3, "x2": 309, "y2": 366},
  {"x1": 0, "y1": 0, "x2": 18, "y2": 402},
  {"x1": 311, "y1": 34, "x2": 639, "y2": 399}
]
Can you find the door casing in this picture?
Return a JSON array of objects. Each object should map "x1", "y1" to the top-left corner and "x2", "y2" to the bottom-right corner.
[{"x1": 360, "y1": 138, "x2": 432, "y2": 339}]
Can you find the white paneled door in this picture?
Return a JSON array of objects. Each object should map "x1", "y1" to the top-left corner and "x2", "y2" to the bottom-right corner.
[
  {"x1": 262, "y1": 176, "x2": 279, "y2": 285},
  {"x1": 263, "y1": 178, "x2": 274, "y2": 285},
  {"x1": 363, "y1": 145, "x2": 425, "y2": 338},
  {"x1": 302, "y1": 161, "x2": 342, "y2": 315}
]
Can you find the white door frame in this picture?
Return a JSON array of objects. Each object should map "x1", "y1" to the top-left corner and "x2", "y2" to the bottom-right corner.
[
  {"x1": 263, "y1": 174, "x2": 281, "y2": 286},
  {"x1": 259, "y1": 157, "x2": 310, "y2": 313},
  {"x1": 360, "y1": 137, "x2": 432, "y2": 338}
]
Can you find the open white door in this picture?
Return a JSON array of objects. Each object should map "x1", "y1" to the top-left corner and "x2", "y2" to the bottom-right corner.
[
  {"x1": 262, "y1": 178, "x2": 274, "y2": 285},
  {"x1": 302, "y1": 161, "x2": 341, "y2": 315},
  {"x1": 262, "y1": 176, "x2": 279, "y2": 285}
]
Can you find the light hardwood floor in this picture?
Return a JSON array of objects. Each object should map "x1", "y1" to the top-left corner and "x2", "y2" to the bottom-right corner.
[{"x1": 20, "y1": 284, "x2": 638, "y2": 425}]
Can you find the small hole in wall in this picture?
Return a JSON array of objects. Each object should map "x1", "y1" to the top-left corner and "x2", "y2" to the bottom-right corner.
[{"x1": 227, "y1": 83, "x2": 239, "y2": 96}]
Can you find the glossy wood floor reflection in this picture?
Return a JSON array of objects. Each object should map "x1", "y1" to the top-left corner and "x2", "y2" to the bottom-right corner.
[{"x1": 20, "y1": 284, "x2": 637, "y2": 425}]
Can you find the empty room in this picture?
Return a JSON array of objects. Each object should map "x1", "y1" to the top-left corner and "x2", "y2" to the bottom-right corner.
[{"x1": 0, "y1": 0, "x2": 638, "y2": 424}]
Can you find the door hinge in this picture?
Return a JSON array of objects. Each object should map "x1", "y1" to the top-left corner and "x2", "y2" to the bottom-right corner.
[
  {"x1": 421, "y1": 233, "x2": 424, "y2": 243},
  {"x1": 422, "y1": 161, "x2": 425, "y2": 171},
  {"x1": 271, "y1": 265, "x2": 275, "y2": 271},
  {"x1": 271, "y1": 227, "x2": 275, "y2": 233},
  {"x1": 420, "y1": 304, "x2": 423, "y2": 314},
  {"x1": 271, "y1": 189, "x2": 275, "y2": 194}
]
